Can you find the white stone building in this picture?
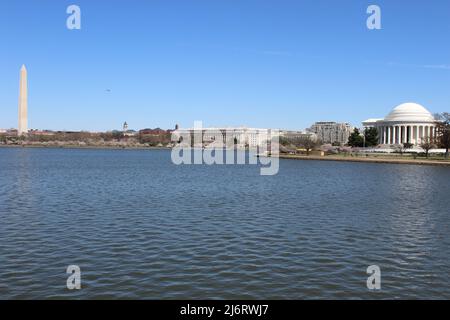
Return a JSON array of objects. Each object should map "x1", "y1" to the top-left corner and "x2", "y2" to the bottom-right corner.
[
  {"x1": 362, "y1": 103, "x2": 438, "y2": 146},
  {"x1": 174, "y1": 127, "x2": 277, "y2": 148}
]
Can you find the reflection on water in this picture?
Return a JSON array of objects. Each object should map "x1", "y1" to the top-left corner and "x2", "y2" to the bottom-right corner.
[{"x1": 0, "y1": 147, "x2": 450, "y2": 299}]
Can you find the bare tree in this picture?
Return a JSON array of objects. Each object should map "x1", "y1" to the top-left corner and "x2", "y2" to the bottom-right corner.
[
  {"x1": 291, "y1": 136, "x2": 320, "y2": 155},
  {"x1": 436, "y1": 112, "x2": 450, "y2": 159},
  {"x1": 420, "y1": 136, "x2": 436, "y2": 159}
]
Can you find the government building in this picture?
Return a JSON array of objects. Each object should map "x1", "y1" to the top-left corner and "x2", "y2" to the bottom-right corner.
[
  {"x1": 363, "y1": 103, "x2": 437, "y2": 146},
  {"x1": 174, "y1": 127, "x2": 276, "y2": 148}
]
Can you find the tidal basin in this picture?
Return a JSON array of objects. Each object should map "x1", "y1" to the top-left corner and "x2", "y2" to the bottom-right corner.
[{"x1": 1, "y1": 148, "x2": 450, "y2": 299}]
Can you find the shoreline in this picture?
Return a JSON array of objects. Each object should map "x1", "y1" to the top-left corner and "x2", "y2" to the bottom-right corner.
[
  {"x1": 279, "y1": 154, "x2": 450, "y2": 167},
  {"x1": 0, "y1": 144, "x2": 171, "y2": 151},
  {"x1": 2, "y1": 145, "x2": 450, "y2": 167}
]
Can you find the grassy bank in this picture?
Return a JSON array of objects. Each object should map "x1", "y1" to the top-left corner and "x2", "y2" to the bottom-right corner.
[{"x1": 279, "y1": 154, "x2": 450, "y2": 167}]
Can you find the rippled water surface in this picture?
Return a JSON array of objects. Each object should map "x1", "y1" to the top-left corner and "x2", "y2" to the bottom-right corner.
[{"x1": 1, "y1": 147, "x2": 450, "y2": 299}]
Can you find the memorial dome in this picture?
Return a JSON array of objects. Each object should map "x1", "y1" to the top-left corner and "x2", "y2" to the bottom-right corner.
[{"x1": 384, "y1": 103, "x2": 435, "y2": 122}]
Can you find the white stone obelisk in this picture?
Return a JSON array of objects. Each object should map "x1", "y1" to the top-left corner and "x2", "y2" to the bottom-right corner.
[{"x1": 18, "y1": 65, "x2": 28, "y2": 136}]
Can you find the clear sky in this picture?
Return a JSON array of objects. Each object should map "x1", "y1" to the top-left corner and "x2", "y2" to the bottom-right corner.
[{"x1": 1, "y1": 0, "x2": 449, "y2": 132}]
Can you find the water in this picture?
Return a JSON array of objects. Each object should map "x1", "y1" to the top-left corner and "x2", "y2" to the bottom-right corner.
[{"x1": 1, "y1": 147, "x2": 449, "y2": 299}]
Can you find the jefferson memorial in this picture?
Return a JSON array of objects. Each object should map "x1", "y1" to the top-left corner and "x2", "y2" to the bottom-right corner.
[{"x1": 363, "y1": 103, "x2": 437, "y2": 146}]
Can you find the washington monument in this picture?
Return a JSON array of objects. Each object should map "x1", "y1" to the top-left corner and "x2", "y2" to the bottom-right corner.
[{"x1": 18, "y1": 65, "x2": 28, "y2": 135}]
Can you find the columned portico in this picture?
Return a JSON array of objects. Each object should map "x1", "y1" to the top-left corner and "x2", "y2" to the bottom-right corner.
[
  {"x1": 377, "y1": 124, "x2": 437, "y2": 145},
  {"x1": 363, "y1": 103, "x2": 437, "y2": 146},
  {"x1": 387, "y1": 126, "x2": 391, "y2": 145}
]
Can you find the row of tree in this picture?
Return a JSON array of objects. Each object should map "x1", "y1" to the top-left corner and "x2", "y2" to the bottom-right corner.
[
  {"x1": 437, "y1": 113, "x2": 450, "y2": 158},
  {"x1": 347, "y1": 127, "x2": 378, "y2": 148},
  {"x1": 279, "y1": 136, "x2": 321, "y2": 155}
]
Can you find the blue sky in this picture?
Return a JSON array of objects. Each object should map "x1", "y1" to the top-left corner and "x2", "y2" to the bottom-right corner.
[{"x1": 1, "y1": 0, "x2": 449, "y2": 131}]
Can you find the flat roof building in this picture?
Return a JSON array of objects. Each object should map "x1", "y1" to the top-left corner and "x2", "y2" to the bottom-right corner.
[{"x1": 308, "y1": 122, "x2": 353, "y2": 145}]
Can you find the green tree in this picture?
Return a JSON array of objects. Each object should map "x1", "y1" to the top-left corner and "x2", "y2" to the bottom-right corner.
[
  {"x1": 348, "y1": 128, "x2": 364, "y2": 147},
  {"x1": 436, "y1": 112, "x2": 450, "y2": 158},
  {"x1": 364, "y1": 127, "x2": 379, "y2": 147}
]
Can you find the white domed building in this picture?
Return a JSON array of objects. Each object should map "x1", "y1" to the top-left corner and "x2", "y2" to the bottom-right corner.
[{"x1": 363, "y1": 103, "x2": 438, "y2": 146}]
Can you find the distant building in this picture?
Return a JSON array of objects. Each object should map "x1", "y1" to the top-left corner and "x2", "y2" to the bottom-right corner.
[
  {"x1": 280, "y1": 130, "x2": 317, "y2": 141},
  {"x1": 29, "y1": 129, "x2": 55, "y2": 136},
  {"x1": 308, "y1": 122, "x2": 353, "y2": 145},
  {"x1": 174, "y1": 127, "x2": 277, "y2": 148},
  {"x1": 122, "y1": 122, "x2": 137, "y2": 137},
  {"x1": 2, "y1": 129, "x2": 18, "y2": 136}
]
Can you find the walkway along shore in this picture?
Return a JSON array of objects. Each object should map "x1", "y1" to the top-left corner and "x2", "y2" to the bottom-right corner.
[{"x1": 278, "y1": 154, "x2": 450, "y2": 167}]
